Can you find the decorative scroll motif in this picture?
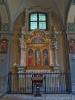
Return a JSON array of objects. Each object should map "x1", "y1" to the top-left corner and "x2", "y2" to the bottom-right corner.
[
  {"x1": 0, "y1": 38, "x2": 8, "y2": 53},
  {"x1": 26, "y1": 30, "x2": 49, "y2": 44},
  {"x1": 1, "y1": 23, "x2": 9, "y2": 31},
  {"x1": 32, "y1": 37, "x2": 44, "y2": 44},
  {"x1": 26, "y1": 30, "x2": 51, "y2": 68},
  {"x1": 67, "y1": 23, "x2": 75, "y2": 33}
]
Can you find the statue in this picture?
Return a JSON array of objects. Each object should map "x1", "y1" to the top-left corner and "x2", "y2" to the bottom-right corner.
[
  {"x1": 19, "y1": 27, "x2": 26, "y2": 67},
  {"x1": 35, "y1": 50, "x2": 41, "y2": 65},
  {"x1": 28, "y1": 49, "x2": 33, "y2": 66},
  {"x1": 43, "y1": 49, "x2": 48, "y2": 65}
]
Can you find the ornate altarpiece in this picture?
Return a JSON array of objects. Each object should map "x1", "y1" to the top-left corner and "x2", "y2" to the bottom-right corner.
[{"x1": 23, "y1": 30, "x2": 53, "y2": 70}]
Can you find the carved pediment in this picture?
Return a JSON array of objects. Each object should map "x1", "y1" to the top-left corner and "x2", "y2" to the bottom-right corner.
[{"x1": 25, "y1": 30, "x2": 50, "y2": 44}]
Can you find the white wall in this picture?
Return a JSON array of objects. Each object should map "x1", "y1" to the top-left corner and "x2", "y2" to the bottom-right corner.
[{"x1": 67, "y1": 5, "x2": 75, "y2": 23}]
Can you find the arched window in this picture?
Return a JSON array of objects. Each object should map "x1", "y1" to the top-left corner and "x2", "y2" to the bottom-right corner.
[{"x1": 29, "y1": 12, "x2": 47, "y2": 30}]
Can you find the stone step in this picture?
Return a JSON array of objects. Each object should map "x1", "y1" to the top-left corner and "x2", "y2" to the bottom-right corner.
[{"x1": 0, "y1": 94, "x2": 74, "y2": 100}]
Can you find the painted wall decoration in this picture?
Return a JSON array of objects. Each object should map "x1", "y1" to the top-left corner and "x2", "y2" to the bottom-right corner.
[
  {"x1": 0, "y1": 38, "x2": 8, "y2": 53},
  {"x1": 28, "y1": 49, "x2": 33, "y2": 66},
  {"x1": 35, "y1": 49, "x2": 41, "y2": 65},
  {"x1": 67, "y1": 23, "x2": 75, "y2": 33},
  {"x1": 32, "y1": 37, "x2": 44, "y2": 44},
  {"x1": 43, "y1": 49, "x2": 49, "y2": 65},
  {"x1": 25, "y1": 30, "x2": 51, "y2": 68},
  {"x1": 69, "y1": 38, "x2": 75, "y2": 54}
]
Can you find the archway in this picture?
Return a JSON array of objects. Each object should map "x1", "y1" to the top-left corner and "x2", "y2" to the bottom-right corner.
[{"x1": 10, "y1": 5, "x2": 72, "y2": 93}]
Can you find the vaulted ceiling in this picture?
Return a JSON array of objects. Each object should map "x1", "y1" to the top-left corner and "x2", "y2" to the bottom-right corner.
[
  {"x1": 7, "y1": 0, "x2": 72, "y2": 19},
  {"x1": 0, "y1": 0, "x2": 72, "y2": 32}
]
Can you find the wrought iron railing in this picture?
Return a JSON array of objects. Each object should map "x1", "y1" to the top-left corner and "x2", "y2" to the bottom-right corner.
[
  {"x1": 0, "y1": 74, "x2": 8, "y2": 96},
  {"x1": 7, "y1": 72, "x2": 71, "y2": 94}
]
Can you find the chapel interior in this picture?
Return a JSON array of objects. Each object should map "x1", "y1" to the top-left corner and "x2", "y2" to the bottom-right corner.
[{"x1": 0, "y1": 0, "x2": 75, "y2": 97}]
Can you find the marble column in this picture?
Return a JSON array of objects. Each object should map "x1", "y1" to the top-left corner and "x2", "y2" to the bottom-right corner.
[
  {"x1": 20, "y1": 34, "x2": 26, "y2": 67},
  {"x1": 60, "y1": 31, "x2": 71, "y2": 93},
  {"x1": 49, "y1": 39, "x2": 55, "y2": 68}
]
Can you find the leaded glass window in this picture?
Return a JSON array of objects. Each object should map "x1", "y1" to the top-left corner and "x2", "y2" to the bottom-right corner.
[{"x1": 29, "y1": 12, "x2": 47, "y2": 30}]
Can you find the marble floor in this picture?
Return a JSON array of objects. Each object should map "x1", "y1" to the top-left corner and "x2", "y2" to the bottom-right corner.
[{"x1": 0, "y1": 94, "x2": 75, "y2": 100}]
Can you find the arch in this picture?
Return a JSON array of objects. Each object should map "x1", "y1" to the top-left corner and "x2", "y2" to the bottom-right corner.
[
  {"x1": 4, "y1": 0, "x2": 11, "y2": 32},
  {"x1": 67, "y1": 4, "x2": 75, "y2": 23},
  {"x1": 12, "y1": 11, "x2": 25, "y2": 66},
  {"x1": 13, "y1": 10, "x2": 25, "y2": 33},
  {"x1": 0, "y1": 1, "x2": 11, "y2": 32},
  {"x1": 66, "y1": 0, "x2": 72, "y2": 24},
  {"x1": 50, "y1": 11, "x2": 64, "y2": 31}
]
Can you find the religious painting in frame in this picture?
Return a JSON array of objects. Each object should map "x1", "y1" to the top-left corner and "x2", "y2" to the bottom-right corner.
[
  {"x1": 28, "y1": 49, "x2": 33, "y2": 66},
  {"x1": 43, "y1": 49, "x2": 49, "y2": 65},
  {"x1": 35, "y1": 49, "x2": 41, "y2": 65},
  {"x1": 0, "y1": 38, "x2": 8, "y2": 53}
]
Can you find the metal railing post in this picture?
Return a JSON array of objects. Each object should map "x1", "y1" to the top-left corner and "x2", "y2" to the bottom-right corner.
[{"x1": 7, "y1": 72, "x2": 12, "y2": 93}]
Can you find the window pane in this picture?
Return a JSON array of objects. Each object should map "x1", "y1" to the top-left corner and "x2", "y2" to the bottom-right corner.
[
  {"x1": 39, "y1": 14, "x2": 46, "y2": 21},
  {"x1": 30, "y1": 14, "x2": 37, "y2": 21},
  {"x1": 30, "y1": 22, "x2": 37, "y2": 29},
  {"x1": 39, "y1": 22, "x2": 46, "y2": 29}
]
